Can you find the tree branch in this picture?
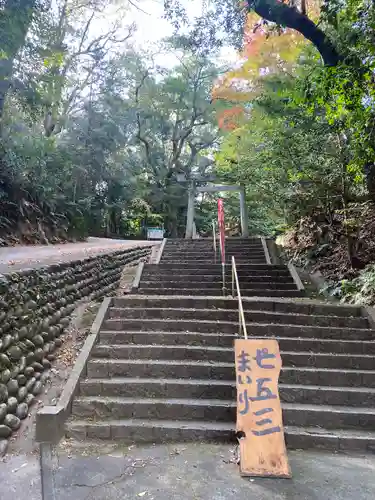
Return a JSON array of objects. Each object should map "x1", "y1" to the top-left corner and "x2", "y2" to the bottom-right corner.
[{"x1": 249, "y1": 0, "x2": 341, "y2": 66}]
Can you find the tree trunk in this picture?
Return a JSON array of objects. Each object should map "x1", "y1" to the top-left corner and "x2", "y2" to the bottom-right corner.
[
  {"x1": 250, "y1": 0, "x2": 341, "y2": 66},
  {"x1": 0, "y1": 0, "x2": 36, "y2": 119}
]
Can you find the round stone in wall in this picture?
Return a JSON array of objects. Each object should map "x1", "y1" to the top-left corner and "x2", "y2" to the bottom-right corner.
[
  {"x1": 1, "y1": 369, "x2": 11, "y2": 384},
  {"x1": 0, "y1": 425, "x2": 12, "y2": 438},
  {"x1": 17, "y1": 387, "x2": 28, "y2": 403},
  {"x1": 17, "y1": 374, "x2": 27, "y2": 386},
  {"x1": 16, "y1": 403, "x2": 28, "y2": 420},
  {"x1": 32, "y1": 381, "x2": 43, "y2": 396},
  {"x1": 4, "y1": 414, "x2": 21, "y2": 431},
  {"x1": 0, "y1": 384, "x2": 8, "y2": 404},
  {"x1": 7, "y1": 397, "x2": 18, "y2": 413},
  {"x1": 24, "y1": 394, "x2": 34, "y2": 407},
  {"x1": 0, "y1": 403, "x2": 7, "y2": 423},
  {"x1": 7, "y1": 379, "x2": 19, "y2": 394}
]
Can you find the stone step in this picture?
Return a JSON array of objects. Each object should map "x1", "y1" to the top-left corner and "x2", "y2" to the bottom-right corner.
[
  {"x1": 80, "y1": 377, "x2": 236, "y2": 399},
  {"x1": 66, "y1": 418, "x2": 375, "y2": 452},
  {"x1": 78, "y1": 377, "x2": 375, "y2": 407},
  {"x1": 165, "y1": 243, "x2": 263, "y2": 249},
  {"x1": 165, "y1": 240, "x2": 262, "y2": 246},
  {"x1": 147, "y1": 263, "x2": 288, "y2": 271},
  {"x1": 108, "y1": 307, "x2": 368, "y2": 329},
  {"x1": 142, "y1": 272, "x2": 295, "y2": 281},
  {"x1": 143, "y1": 264, "x2": 290, "y2": 274},
  {"x1": 282, "y1": 403, "x2": 375, "y2": 430},
  {"x1": 72, "y1": 396, "x2": 235, "y2": 421},
  {"x1": 161, "y1": 252, "x2": 266, "y2": 259},
  {"x1": 91, "y1": 344, "x2": 375, "y2": 370},
  {"x1": 85, "y1": 360, "x2": 375, "y2": 387},
  {"x1": 102, "y1": 318, "x2": 373, "y2": 339},
  {"x1": 138, "y1": 281, "x2": 296, "y2": 291},
  {"x1": 71, "y1": 396, "x2": 375, "y2": 430},
  {"x1": 137, "y1": 288, "x2": 304, "y2": 297},
  {"x1": 66, "y1": 418, "x2": 234, "y2": 442},
  {"x1": 92, "y1": 344, "x2": 234, "y2": 362},
  {"x1": 284, "y1": 426, "x2": 375, "y2": 453},
  {"x1": 162, "y1": 247, "x2": 264, "y2": 253},
  {"x1": 112, "y1": 296, "x2": 364, "y2": 318},
  {"x1": 99, "y1": 331, "x2": 375, "y2": 354},
  {"x1": 160, "y1": 257, "x2": 265, "y2": 267}
]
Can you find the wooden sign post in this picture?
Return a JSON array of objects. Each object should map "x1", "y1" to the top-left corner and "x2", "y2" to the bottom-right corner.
[{"x1": 235, "y1": 338, "x2": 291, "y2": 478}]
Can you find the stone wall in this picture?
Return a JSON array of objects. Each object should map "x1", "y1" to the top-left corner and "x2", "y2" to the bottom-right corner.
[{"x1": 0, "y1": 246, "x2": 150, "y2": 453}]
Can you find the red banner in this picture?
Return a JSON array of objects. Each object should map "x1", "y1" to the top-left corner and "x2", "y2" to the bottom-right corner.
[{"x1": 218, "y1": 198, "x2": 225, "y2": 263}]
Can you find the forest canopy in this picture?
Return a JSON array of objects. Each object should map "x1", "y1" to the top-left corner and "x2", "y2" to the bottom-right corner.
[{"x1": 2, "y1": 0, "x2": 375, "y2": 300}]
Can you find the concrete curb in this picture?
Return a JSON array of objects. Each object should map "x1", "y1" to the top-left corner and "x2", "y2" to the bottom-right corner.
[
  {"x1": 363, "y1": 306, "x2": 375, "y2": 329},
  {"x1": 156, "y1": 238, "x2": 167, "y2": 264},
  {"x1": 288, "y1": 263, "x2": 305, "y2": 291},
  {"x1": 265, "y1": 239, "x2": 281, "y2": 265},
  {"x1": 131, "y1": 262, "x2": 145, "y2": 292},
  {"x1": 260, "y1": 237, "x2": 272, "y2": 264},
  {"x1": 35, "y1": 297, "x2": 112, "y2": 444}
]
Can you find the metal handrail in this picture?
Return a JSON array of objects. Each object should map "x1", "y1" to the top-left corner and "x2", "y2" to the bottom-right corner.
[{"x1": 231, "y1": 256, "x2": 248, "y2": 339}]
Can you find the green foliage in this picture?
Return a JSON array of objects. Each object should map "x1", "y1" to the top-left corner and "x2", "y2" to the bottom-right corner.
[
  {"x1": 0, "y1": 8, "x2": 222, "y2": 242},
  {"x1": 325, "y1": 265, "x2": 375, "y2": 305}
]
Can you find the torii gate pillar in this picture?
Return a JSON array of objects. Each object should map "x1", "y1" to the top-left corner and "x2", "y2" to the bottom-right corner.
[{"x1": 185, "y1": 184, "x2": 249, "y2": 239}]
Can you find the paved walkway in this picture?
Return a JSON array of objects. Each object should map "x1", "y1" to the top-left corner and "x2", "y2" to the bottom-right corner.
[
  {"x1": 3, "y1": 443, "x2": 375, "y2": 500},
  {"x1": 0, "y1": 238, "x2": 155, "y2": 273}
]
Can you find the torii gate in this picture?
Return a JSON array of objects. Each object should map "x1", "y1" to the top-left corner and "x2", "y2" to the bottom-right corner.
[{"x1": 185, "y1": 184, "x2": 249, "y2": 238}]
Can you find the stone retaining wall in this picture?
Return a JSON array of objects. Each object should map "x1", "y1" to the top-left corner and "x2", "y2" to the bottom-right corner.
[{"x1": 0, "y1": 246, "x2": 150, "y2": 454}]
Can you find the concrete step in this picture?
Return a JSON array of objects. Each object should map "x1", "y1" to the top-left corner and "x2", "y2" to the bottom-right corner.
[
  {"x1": 92, "y1": 344, "x2": 375, "y2": 370},
  {"x1": 138, "y1": 281, "x2": 296, "y2": 291},
  {"x1": 137, "y1": 288, "x2": 304, "y2": 297},
  {"x1": 102, "y1": 318, "x2": 373, "y2": 339},
  {"x1": 99, "y1": 331, "x2": 375, "y2": 354},
  {"x1": 65, "y1": 417, "x2": 375, "y2": 452},
  {"x1": 108, "y1": 307, "x2": 368, "y2": 329},
  {"x1": 85, "y1": 359, "x2": 375, "y2": 387},
  {"x1": 112, "y1": 296, "x2": 364, "y2": 318},
  {"x1": 79, "y1": 377, "x2": 375, "y2": 406}
]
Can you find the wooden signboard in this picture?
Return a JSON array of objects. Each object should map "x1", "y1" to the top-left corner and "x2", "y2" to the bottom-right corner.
[{"x1": 235, "y1": 338, "x2": 291, "y2": 478}]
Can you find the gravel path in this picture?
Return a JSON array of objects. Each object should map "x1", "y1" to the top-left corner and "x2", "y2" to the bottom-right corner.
[{"x1": 0, "y1": 237, "x2": 155, "y2": 273}]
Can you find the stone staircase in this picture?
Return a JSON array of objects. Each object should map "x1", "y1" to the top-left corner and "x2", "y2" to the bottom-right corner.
[
  {"x1": 138, "y1": 238, "x2": 303, "y2": 297},
  {"x1": 66, "y1": 238, "x2": 375, "y2": 453}
]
